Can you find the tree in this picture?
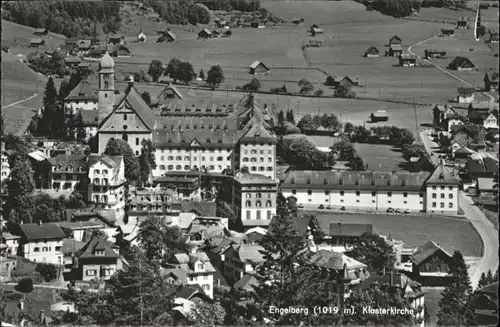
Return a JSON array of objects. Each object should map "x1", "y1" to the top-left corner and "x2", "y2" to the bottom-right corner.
[
  {"x1": 187, "y1": 301, "x2": 226, "y2": 326},
  {"x1": 137, "y1": 216, "x2": 186, "y2": 262},
  {"x1": 346, "y1": 232, "x2": 396, "y2": 274},
  {"x1": 58, "y1": 79, "x2": 71, "y2": 103},
  {"x1": 6, "y1": 158, "x2": 35, "y2": 224},
  {"x1": 486, "y1": 269, "x2": 494, "y2": 284},
  {"x1": 330, "y1": 135, "x2": 351, "y2": 154},
  {"x1": 277, "y1": 110, "x2": 286, "y2": 127},
  {"x1": 199, "y1": 68, "x2": 205, "y2": 80},
  {"x1": 166, "y1": 58, "x2": 182, "y2": 83},
  {"x1": 15, "y1": 278, "x2": 33, "y2": 294},
  {"x1": 206, "y1": 65, "x2": 225, "y2": 89},
  {"x1": 395, "y1": 128, "x2": 415, "y2": 146},
  {"x1": 279, "y1": 136, "x2": 332, "y2": 170},
  {"x1": 75, "y1": 112, "x2": 87, "y2": 143},
  {"x1": 478, "y1": 272, "x2": 488, "y2": 288},
  {"x1": 286, "y1": 109, "x2": 295, "y2": 124},
  {"x1": 36, "y1": 263, "x2": 58, "y2": 282},
  {"x1": 61, "y1": 285, "x2": 114, "y2": 325},
  {"x1": 314, "y1": 88, "x2": 324, "y2": 96},
  {"x1": 325, "y1": 75, "x2": 336, "y2": 86},
  {"x1": 298, "y1": 78, "x2": 313, "y2": 94},
  {"x1": 176, "y1": 61, "x2": 196, "y2": 85},
  {"x1": 148, "y1": 60, "x2": 164, "y2": 82},
  {"x1": 243, "y1": 78, "x2": 261, "y2": 91},
  {"x1": 141, "y1": 91, "x2": 152, "y2": 107},
  {"x1": 43, "y1": 76, "x2": 58, "y2": 109},
  {"x1": 138, "y1": 139, "x2": 156, "y2": 186},
  {"x1": 344, "y1": 122, "x2": 354, "y2": 135},
  {"x1": 65, "y1": 110, "x2": 76, "y2": 140},
  {"x1": 351, "y1": 125, "x2": 370, "y2": 142},
  {"x1": 334, "y1": 84, "x2": 356, "y2": 98},
  {"x1": 320, "y1": 113, "x2": 341, "y2": 131},
  {"x1": 437, "y1": 250, "x2": 475, "y2": 326},
  {"x1": 297, "y1": 114, "x2": 317, "y2": 131},
  {"x1": 401, "y1": 143, "x2": 425, "y2": 161},
  {"x1": 104, "y1": 138, "x2": 141, "y2": 182}
]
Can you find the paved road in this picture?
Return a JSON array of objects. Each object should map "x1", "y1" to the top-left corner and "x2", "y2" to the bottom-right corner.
[
  {"x1": 459, "y1": 191, "x2": 499, "y2": 289},
  {"x1": 419, "y1": 129, "x2": 441, "y2": 166},
  {"x1": 407, "y1": 36, "x2": 495, "y2": 102}
]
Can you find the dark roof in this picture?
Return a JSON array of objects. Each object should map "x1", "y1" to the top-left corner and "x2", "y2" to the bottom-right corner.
[
  {"x1": 425, "y1": 163, "x2": 459, "y2": 185},
  {"x1": 410, "y1": 240, "x2": 452, "y2": 265},
  {"x1": 152, "y1": 129, "x2": 240, "y2": 148},
  {"x1": 466, "y1": 158, "x2": 499, "y2": 174},
  {"x1": 233, "y1": 273, "x2": 260, "y2": 291},
  {"x1": 47, "y1": 154, "x2": 87, "y2": 171},
  {"x1": 477, "y1": 282, "x2": 499, "y2": 296},
  {"x1": 19, "y1": 223, "x2": 66, "y2": 241},
  {"x1": 364, "y1": 46, "x2": 379, "y2": 55},
  {"x1": 458, "y1": 87, "x2": 476, "y2": 94},
  {"x1": 356, "y1": 272, "x2": 421, "y2": 294},
  {"x1": 176, "y1": 285, "x2": 207, "y2": 300},
  {"x1": 180, "y1": 201, "x2": 216, "y2": 217},
  {"x1": 112, "y1": 44, "x2": 131, "y2": 55},
  {"x1": 65, "y1": 74, "x2": 98, "y2": 101},
  {"x1": 389, "y1": 35, "x2": 402, "y2": 43},
  {"x1": 307, "y1": 250, "x2": 343, "y2": 270},
  {"x1": 61, "y1": 238, "x2": 86, "y2": 255},
  {"x1": 329, "y1": 222, "x2": 373, "y2": 237},
  {"x1": 78, "y1": 235, "x2": 120, "y2": 259},
  {"x1": 449, "y1": 56, "x2": 475, "y2": 69}
]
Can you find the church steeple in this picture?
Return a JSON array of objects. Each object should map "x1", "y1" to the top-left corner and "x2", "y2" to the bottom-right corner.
[{"x1": 98, "y1": 52, "x2": 115, "y2": 122}]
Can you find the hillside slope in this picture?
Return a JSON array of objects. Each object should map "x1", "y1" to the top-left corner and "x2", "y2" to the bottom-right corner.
[
  {"x1": 1, "y1": 20, "x2": 66, "y2": 50},
  {"x1": 1, "y1": 51, "x2": 47, "y2": 84}
]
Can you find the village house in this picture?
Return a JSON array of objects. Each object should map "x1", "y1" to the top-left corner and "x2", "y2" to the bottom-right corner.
[
  {"x1": 440, "y1": 28, "x2": 455, "y2": 37},
  {"x1": 335, "y1": 76, "x2": 358, "y2": 88},
  {"x1": 464, "y1": 157, "x2": 498, "y2": 180},
  {"x1": 443, "y1": 124, "x2": 489, "y2": 153},
  {"x1": 10, "y1": 222, "x2": 66, "y2": 265},
  {"x1": 249, "y1": 61, "x2": 270, "y2": 75},
  {"x1": 77, "y1": 40, "x2": 91, "y2": 53},
  {"x1": 30, "y1": 39, "x2": 46, "y2": 48},
  {"x1": 65, "y1": 38, "x2": 79, "y2": 48},
  {"x1": 155, "y1": 83, "x2": 184, "y2": 106},
  {"x1": 111, "y1": 44, "x2": 131, "y2": 58},
  {"x1": 370, "y1": 110, "x2": 389, "y2": 122},
  {"x1": 387, "y1": 44, "x2": 403, "y2": 57},
  {"x1": 137, "y1": 29, "x2": 146, "y2": 43},
  {"x1": 448, "y1": 56, "x2": 475, "y2": 71},
  {"x1": 1, "y1": 233, "x2": 21, "y2": 256},
  {"x1": 364, "y1": 46, "x2": 379, "y2": 57},
  {"x1": 40, "y1": 154, "x2": 88, "y2": 192},
  {"x1": 88, "y1": 155, "x2": 126, "y2": 211},
  {"x1": 409, "y1": 241, "x2": 454, "y2": 285},
  {"x1": 157, "y1": 30, "x2": 176, "y2": 43},
  {"x1": 223, "y1": 243, "x2": 265, "y2": 285},
  {"x1": 476, "y1": 177, "x2": 496, "y2": 197},
  {"x1": 432, "y1": 104, "x2": 457, "y2": 128},
  {"x1": 198, "y1": 29, "x2": 213, "y2": 39},
  {"x1": 456, "y1": 87, "x2": 476, "y2": 103},
  {"x1": 356, "y1": 272, "x2": 426, "y2": 327},
  {"x1": 152, "y1": 175, "x2": 202, "y2": 201},
  {"x1": 456, "y1": 18, "x2": 468, "y2": 29},
  {"x1": 468, "y1": 282, "x2": 499, "y2": 325},
  {"x1": 1, "y1": 143, "x2": 11, "y2": 184},
  {"x1": 233, "y1": 173, "x2": 278, "y2": 230},
  {"x1": 424, "y1": 49, "x2": 446, "y2": 59},
  {"x1": 389, "y1": 35, "x2": 402, "y2": 46},
  {"x1": 75, "y1": 235, "x2": 123, "y2": 281},
  {"x1": 309, "y1": 24, "x2": 324, "y2": 36},
  {"x1": 484, "y1": 71, "x2": 499, "y2": 91},
  {"x1": 64, "y1": 74, "x2": 98, "y2": 114},
  {"x1": 163, "y1": 252, "x2": 216, "y2": 299},
  {"x1": 64, "y1": 56, "x2": 81, "y2": 68},
  {"x1": 33, "y1": 28, "x2": 49, "y2": 36},
  {"x1": 398, "y1": 54, "x2": 417, "y2": 67},
  {"x1": 483, "y1": 112, "x2": 499, "y2": 129},
  {"x1": 424, "y1": 163, "x2": 460, "y2": 213},
  {"x1": 108, "y1": 35, "x2": 125, "y2": 45}
]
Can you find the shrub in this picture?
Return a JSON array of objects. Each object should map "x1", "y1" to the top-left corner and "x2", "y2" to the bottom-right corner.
[{"x1": 36, "y1": 263, "x2": 58, "y2": 282}]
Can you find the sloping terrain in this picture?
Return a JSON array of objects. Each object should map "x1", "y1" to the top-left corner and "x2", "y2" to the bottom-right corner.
[{"x1": 1, "y1": 20, "x2": 66, "y2": 51}]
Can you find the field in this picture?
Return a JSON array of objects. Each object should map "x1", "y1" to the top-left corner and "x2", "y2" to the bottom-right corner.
[
  {"x1": 352, "y1": 143, "x2": 405, "y2": 172},
  {"x1": 310, "y1": 212, "x2": 483, "y2": 257}
]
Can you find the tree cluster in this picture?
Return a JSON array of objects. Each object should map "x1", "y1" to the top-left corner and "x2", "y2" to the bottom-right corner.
[
  {"x1": 278, "y1": 135, "x2": 334, "y2": 170},
  {"x1": 242, "y1": 78, "x2": 261, "y2": 91},
  {"x1": 346, "y1": 233, "x2": 397, "y2": 274},
  {"x1": 149, "y1": 58, "x2": 197, "y2": 85},
  {"x1": 477, "y1": 268, "x2": 499, "y2": 289},
  {"x1": 270, "y1": 84, "x2": 288, "y2": 94},
  {"x1": 138, "y1": 139, "x2": 156, "y2": 185},
  {"x1": 2, "y1": 1, "x2": 120, "y2": 38},
  {"x1": 370, "y1": 0, "x2": 422, "y2": 18},
  {"x1": 206, "y1": 65, "x2": 225, "y2": 89},
  {"x1": 104, "y1": 138, "x2": 141, "y2": 183},
  {"x1": 297, "y1": 113, "x2": 342, "y2": 132},
  {"x1": 401, "y1": 143, "x2": 425, "y2": 162},
  {"x1": 27, "y1": 51, "x2": 69, "y2": 77}
]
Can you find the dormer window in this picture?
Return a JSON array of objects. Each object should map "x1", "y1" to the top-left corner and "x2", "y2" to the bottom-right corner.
[
  {"x1": 371, "y1": 180, "x2": 375, "y2": 186},
  {"x1": 402, "y1": 180, "x2": 407, "y2": 187},
  {"x1": 291, "y1": 178, "x2": 296, "y2": 184},
  {"x1": 201, "y1": 124, "x2": 206, "y2": 129},
  {"x1": 216, "y1": 124, "x2": 221, "y2": 130},
  {"x1": 206, "y1": 138, "x2": 211, "y2": 143},
  {"x1": 197, "y1": 262, "x2": 204, "y2": 270},
  {"x1": 218, "y1": 139, "x2": 222, "y2": 143},
  {"x1": 94, "y1": 250, "x2": 105, "y2": 256},
  {"x1": 439, "y1": 173, "x2": 444, "y2": 180},
  {"x1": 193, "y1": 124, "x2": 198, "y2": 129},
  {"x1": 67, "y1": 165, "x2": 73, "y2": 171}
]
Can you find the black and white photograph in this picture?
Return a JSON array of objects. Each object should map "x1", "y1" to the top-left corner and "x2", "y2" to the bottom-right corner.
[{"x1": 0, "y1": 0, "x2": 498, "y2": 326}]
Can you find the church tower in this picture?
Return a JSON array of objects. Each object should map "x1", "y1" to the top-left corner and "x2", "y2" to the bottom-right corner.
[{"x1": 98, "y1": 52, "x2": 115, "y2": 122}]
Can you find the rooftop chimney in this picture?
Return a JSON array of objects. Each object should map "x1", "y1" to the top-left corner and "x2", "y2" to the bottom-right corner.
[
  {"x1": 40, "y1": 310, "x2": 46, "y2": 324},
  {"x1": 128, "y1": 75, "x2": 135, "y2": 89}
]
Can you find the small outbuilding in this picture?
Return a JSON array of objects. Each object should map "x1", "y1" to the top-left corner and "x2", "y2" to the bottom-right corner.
[
  {"x1": 137, "y1": 30, "x2": 147, "y2": 43},
  {"x1": 364, "y1": 46, "x2": 380, "y2": 57},
  {"x1": 457, "y1": 18, "x2": 468, "y2": 29},
  {"x1": 108, "y1": 35, "x2": 125, "y2": 45},
  {"x1": 424, "y1": 49, "x2": 447, "y2": 59},
  {"x1": 33, "y1": 28, "x2": 48, "y2": 36},
  {"x1": 370, "y1": 110, "x2": 389, "y2": 122},
  {"x1": 249, "y1": 61, "x2": 270, "y2": 75},
  {"x1": 157, "y1": 30, "x2": 176, "y2": 43},
  {"x1": 30, "y1": 39, "x2": 45, "y2": 48},
  {"x1": 111, "y1": 44, "x2": 132, "y2": 58},
  {"x1": 447, "y1": 56, "x2": 475, "y2": 71},
  {"x1": 310, "y1": 24, "x2": 324, "y2": 36},
  {"x1": 398, "y1": 54, "x2": 417, "y2": 67},
  {"x1": 387, "y1": 44, "x2": 403, "y2": 57},
  {"x1": 64, "y1": 57, "x2": 82, "y2": 67},
  {"x1": 198, "y1": 29, "x2": 213, "y2": 39},
  {"x1": 484, "y1": 71, "x2": 499, "y2": 92},
  {"x1": 389, "y1": 35, "x2": 402, "y2": 46},
  {"x1": 441, "y1": 28, "x2": 455, "y2": 37},
  {"x1": 490, "y1": 31, "x2": 499, "y2": 43}
]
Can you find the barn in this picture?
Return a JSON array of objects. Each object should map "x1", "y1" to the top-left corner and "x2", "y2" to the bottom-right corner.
[
  {"x1": 424, "y1": 49, "x2": 447, "y2": 59},
  {"x1": 447, "y1": 56, "x2": 475, "y2": 71},
  {"x1": 198, "y1": 29, "x2": 213, "y2": 39},
  {"x1": 137, "y1": 30, "x2": 147, "y2": 43},
  {"x1": 370, "y1": 110, "x2": 389, "y2": 122},
  {"x1": 249, "y1": 61, "x2": 270, "y2": 75},
  {"x1": 364, "y1": 46, "x2": 379, "y2": 57}
]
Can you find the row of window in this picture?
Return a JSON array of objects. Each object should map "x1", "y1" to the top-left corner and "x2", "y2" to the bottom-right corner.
[
  {"x1": 52, "y1": 174, "x2": 79, "y2": 181},
  {"x1": 159, "y1": 148, "x2": 231, "y2": 154},
  {"x1": 93, "y1": 169, "x2": 109, "y2": 175},
  {"x1": 245, "y1": 210, "x2": 273, "y2": 220},
  {"x1": 245, "y1": 200, "x2": 273, "y2": 207},
  {"x1": 432, "y1": 193, "x2": 454, "y2": 199},
  {"x1": 243, "y1": 149, "x2": 273, "y2": 155},
  {"x1": 159, "y1": 156, "x2": 229, "y2": 162},
  {"x1": 242, "y1": 157, "x2": 273, "y2": 163},
  {"x1": 93, "y1": 178, "x2": 109, "y2": 185},
  {"x1": 242, "y1": 143, "x2": 273, "y2": 147},
  {"x1": 245, "y1": 193, "x2": 272, "y2": 198},
  {"x1": 158, "y1": 164, "x2": 229, "y2": 171},
  {"x1": 316, "y1": 198, "x2": 423, "y2": 205},
  {"x1": 432, "y1": 202, "x2": 454, "y2": 208},
  {"x1": 431, "y1": 186, "x2": 454, "y2": 190},
  {"x1": 247, "y1": 166, "x2": 273, "y2": 172},
  {"x1": 33, "y1": 246, "x2": 61, "y2": 252},
  {"x1": 292, "y1": 190, "x2": 425, "y2": 197},
  {"x1": 85, "y1": 268, "x2": 114, "y2": 276}
]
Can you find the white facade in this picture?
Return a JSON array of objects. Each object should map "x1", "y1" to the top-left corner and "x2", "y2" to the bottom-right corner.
[
  {"x1": 409, "y1": 294, "x2": 425, "y2": 327},
  {"x1": 88, "y1": 158, "x2": 126, "y2": 211},
  {"x1": 153, "y1": 147, "x2": 232, "y2": 177},
  {"x1": 425, "y1": 184, "x2": 459, "y2": 213},
  {"x1": 4, "y1": 237, "x2": 20, "y2": 256},
  {"x1": 23, "y1": 240, "x2": 63, "y2": 265},
  {"x1": 484, "y1": 113, "x2": 498, "y2": 129},
  {"x1": 1, "y1": 151, "x2": 11, "y2": 184},
  {"x1": 239, "y1": 142, "x2": 276, "y2": 181},
  {"x1": 187, "y1": 261, "x2": 214, "y2": 299},
  {"x1": 65, "y1": 101, "x2": 98, "y2": 115},
  {"x1": 457, "y1": 93, "x2": 475, "y2": 103},
  {"x1": 281, "y1": 189, "x2": 425, "y2": 211},
  {"x1": 447, "y1": 119, "x2": 464, "y2": 132}
]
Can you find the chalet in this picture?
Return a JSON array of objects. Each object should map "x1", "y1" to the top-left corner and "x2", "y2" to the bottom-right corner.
[
  {"x1": 476, "y1": 177, "x2": 496, "y2": 197},
  {"x1": 410, "y1": 241, "x2": 454, "y2": 285},
  {"x1": 399, "y1": 54, "x2": 417, "y2": 67},
  {"x1": 310, "y1": 24, "x2": 323, "y2": 36},
  {"x1": 484, "y1": 71, "x2": 499, "y2": 91},
  {"x1": 30, "y1": 39, "x2": 45, "y2": 48},
  {"x1": 364, "y1": 46, "x2": 379, "y2": 57},
  {"x1": 465, "y1": 157, "x2": 498, "y2": 179},
  {"x1": 223, "y1": 243, "x2": 265, "y2": 285},
  {"x1": 292, "y1": 18, "x2": 305, "y2": 25},
  {"x1": 198, "y1": 29, "x2": 213, "y2": 39},
  {"x1": 157, "y1": 30, "x2": 176, "y2": 43},
  {"x1": 447, "y1": 56, "x2": 475, "y2": 71},
  {"x1": 387, "y1": 44, "x2": 403, "y2": 57},
  {"x1": 468, "y1": 282, "x2": 499, "y2": 326},
  {"x1": 111, "y1": 44, "x2": 131, "y2": 58},
  {"x1": 33, "y1": 28, "x2": 48, "y2": 36},
  {"x1": 389, "y1": 35, "x2": 402, "y2": 46},
  {"x1": 308, "y1": 39, "x2": 323, "y2": 47},
  {"x1": 108, "y1": 35, "x2": 125, "y2": 45},
  {"x1": 77, "y1": 40, "x2": 91, "y2": 52},
  {"x1": 489, "y1": 31, "x2": 499, "y2": 43},
  {"x1": 75, "y1": 235, "x2": 123, "y2": 281},
  {"x1": 457, "y1": 18, "x2": 468, "y2": 29},
  {"x1": 64, "y1": 57, "x2": 81, "y2": 67},
  {"x1": 483, "y1": 112, "x2": 499, "y2": 130},
  {"x1": 440, "y1": 28, "x2": 455, "y2": 37},
  {"x1": 156, "y1": 83, "x2": 184, "y2": 105},
  {"x1": 432, "y1": 104, "x2": 457, "y2": 127},
  {"x1": 457, "y1": 87, "x2": 476, "y2": 103},
  {"x1": 370, "y1": 110, "x2": 389, "y2": 122},
  {"x1": 137, "y1": 30, "x2": 147, "y2": 43},
  {"x1": 249, "y1": 61, "x2": 270, "y2": 75},
  {"x1": 336, "y1": 76, "x2": 358, "y2": 87},
  {"x1": 65, "y1": 38, "x2": 79, "y2": 48},
  {"x1": 424, "y1": 49, "x2": 446, "y2": 59}
]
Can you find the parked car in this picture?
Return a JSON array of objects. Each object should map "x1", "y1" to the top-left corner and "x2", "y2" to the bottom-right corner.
[
  {"x1": 395, "y1": 209, "x2": 401, "y2": 213},
  {"x1": 386, "y1": 207, "x2": 394, "y2": 213},
  {"x1": 298, "y1": 204, "x2": 304, "y2": 209},
  {"x1": 326, "y1": 205, "x2": 332, "y2": 210},
  {"x1": 319, "y1": 204, "x2": 325, "y2": 209},
  {"x1": 340, "y1": 206, "x2": 346, "y2": 211},
  {"x1": 404, "y1": 209, "x2": 411, "y2": 214}
]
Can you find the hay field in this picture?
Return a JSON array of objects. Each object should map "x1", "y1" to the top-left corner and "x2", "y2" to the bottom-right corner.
[{"x1": 1, "y1": 20, "x2": 66, "y2": 55}]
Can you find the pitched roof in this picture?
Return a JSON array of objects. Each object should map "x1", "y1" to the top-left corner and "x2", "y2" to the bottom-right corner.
[
  {"x1": 307, "y1": 250, "x2": 344, "y2": 270},
  {"x1": 390, "y1": 35, "x2": 402, "y2": 43},
  {"x1": 485, "y1": 71, "x2": 499, "y2": 83},
  {"x1": 234, "y1": 173, "x2": 276, "y2": 185},
  {"x1": 176, "y1": 285, "x2": 206, "y2": 300},
  {"x1": 30, "y1": 38, "x2": 45, "y2": 44},
  {"x1": 329, "y1": 222, "x2": 373, "y2": 237},
  {"x1": 152, "y1": 129, "x2": 240, "y2": 148},
  {"x1": 364, "y1": 46, "x2": 379, "y2": 55},
  {"x1": 47, "y1": 154, "x2": 87, "y2": 171},
  {"x1": 477, "y1": 177, "x2": 495, "y2": 191},
  {"x1": 78, "y1": 235, "x2": 120, "y2": 259},
  {"x1": 239, "y1": 118, "x2": 275, "y2": 143},
  {"x1": 199, "y1": 29, "x2": 212, "y2": 35},
  {"x1": 477, "y1": 282, "x2": 499, "y2": 296},
  {"x1": 65, "y1": 74, "x2": 98, "y2": 101},
  {"x1": 357, "y1": 272, "x2": 421, "y2": 293},
  {"x1": 61, "y1": 238, "x2": 86, "y2": 255},
  {"x1": 390, "y1": 44, "x2": 403, "y2": 51},
  {"x1": 249, "y1": 60, "x2": 268, "y2": 70},
  {"x1": 87, "y1": 154, "x2": 122, "y2": 168},
  {"x1": 234, "y1": 244, "x2": 265, "y2": 263},
  {"x1": 157, "y1": 84, "x2": 183, "y2": 100},
  {"x1": 19, "y1": 223, "x2": 66, "y2": 241},
  {"x1": 449, "y1": 56, "x2": 475, "y2": 69},
  {"x1": 410, "y1": 240, "x2": 452, "y2": 265},
  {"x1": 425, "y1": 163, "x2": 459, "y2": 185},
  {"x1": 179, "y1": 201, "x2": 216, "y2": 216},
  {"x1": 466, "y1": 157, "x2": 499, "y2": 174},
  {"x1": 233, "y1": 273, "x2": 260, "y2": 291}
]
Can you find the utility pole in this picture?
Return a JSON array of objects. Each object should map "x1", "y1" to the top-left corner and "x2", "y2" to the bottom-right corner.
[{"x1": 414, "y1": 98, "x2": 420, "y2": 142}]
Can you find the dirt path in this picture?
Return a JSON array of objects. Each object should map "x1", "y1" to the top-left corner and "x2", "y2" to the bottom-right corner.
[{"x1": 2, "y1": 92, "x2": 39, "y2": 108}]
